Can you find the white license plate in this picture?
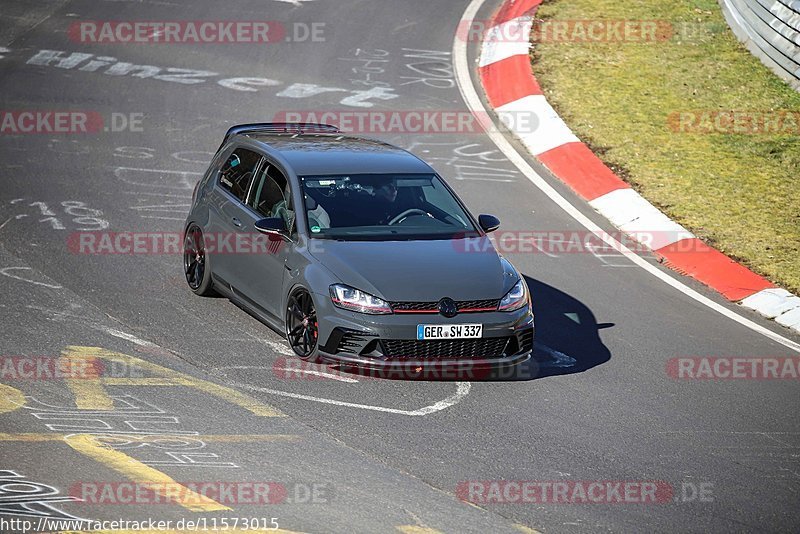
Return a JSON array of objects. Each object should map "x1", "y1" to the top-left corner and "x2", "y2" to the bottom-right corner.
[{"x1": 416, "y1": 324, "x2": 483, "y2": 340}]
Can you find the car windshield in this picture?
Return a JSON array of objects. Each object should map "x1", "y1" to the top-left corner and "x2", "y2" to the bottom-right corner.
[{"x1": 300, "y1": 174, "x2": 478, "y2": 240}]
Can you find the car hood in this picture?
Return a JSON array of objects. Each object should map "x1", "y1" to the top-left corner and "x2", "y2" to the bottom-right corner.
[{"x1": 308, "y1": 236, "x2": 518, "y2": 302}]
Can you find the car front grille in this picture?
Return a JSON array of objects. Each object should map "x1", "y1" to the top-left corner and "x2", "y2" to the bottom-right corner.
[
  {"x1": 380, "y1": 337, "x2": 511, "y2": 359},
  {"x1": 390, "y1": 299, "x2": 499, "y2": 313}
]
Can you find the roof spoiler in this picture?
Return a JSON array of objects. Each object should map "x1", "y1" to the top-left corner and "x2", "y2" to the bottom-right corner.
[{"x1": 218, "y1": 122, "x2": 340, "y2": 150}]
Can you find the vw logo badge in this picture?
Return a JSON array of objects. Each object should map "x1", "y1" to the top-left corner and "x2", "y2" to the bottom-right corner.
[{"x1": 438, "y1": 297, "x2": 458, "y2": 318}]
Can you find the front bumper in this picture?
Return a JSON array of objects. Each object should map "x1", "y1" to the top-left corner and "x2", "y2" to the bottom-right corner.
[
  {"x1": 312, "y1": 290, "x2": 534, "y2": 370},
  {"x1": 318, "y1": 349, "x2": 531, "y2": 372}
]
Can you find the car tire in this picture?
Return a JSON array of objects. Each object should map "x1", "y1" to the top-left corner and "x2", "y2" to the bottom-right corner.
[
  {"x1": 285, "y1": 288, "x2": 321, "y2": 363},
  {"x1": 183, "y1": 224, "x2": 217, "y2": 296}
]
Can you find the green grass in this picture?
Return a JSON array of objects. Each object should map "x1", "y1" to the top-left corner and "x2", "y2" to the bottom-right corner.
[{"x1": 531, "y1": 0, "x2": 800, "y2": 294}]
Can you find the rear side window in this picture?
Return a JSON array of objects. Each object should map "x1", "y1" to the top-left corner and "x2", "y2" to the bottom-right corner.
[{"x1": 218, "y1": 148, "x2": 262, "y2": 202}]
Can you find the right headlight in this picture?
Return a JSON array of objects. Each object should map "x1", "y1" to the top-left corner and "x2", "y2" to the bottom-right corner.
[
  {"x1": 330, "y1": 284, "x2": 392, "y2": 314},
  {"x1": 498, "y1": 279, "x2": 529, "y2": 311}
]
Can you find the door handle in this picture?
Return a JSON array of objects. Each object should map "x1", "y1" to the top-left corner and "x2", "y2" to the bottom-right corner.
[{"x1": 231, "y1": 217, "x2": 242, "y2": 228}]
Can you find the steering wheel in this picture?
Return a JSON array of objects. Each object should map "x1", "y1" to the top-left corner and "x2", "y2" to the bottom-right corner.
[{"x1": 388, "y1": 208, "x2": 432, "y2": 225}]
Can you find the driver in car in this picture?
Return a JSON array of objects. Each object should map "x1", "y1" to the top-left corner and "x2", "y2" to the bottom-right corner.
[{"x1": 371, "y1": 179, "x2": 398, "y2": 224}]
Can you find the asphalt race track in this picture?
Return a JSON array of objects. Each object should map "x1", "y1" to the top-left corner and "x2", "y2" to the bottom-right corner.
[{"x1": 1, "y1": 0, "x2": 799, "y2": 532}]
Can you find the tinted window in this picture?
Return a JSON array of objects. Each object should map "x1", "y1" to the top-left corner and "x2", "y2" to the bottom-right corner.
[
  {"x1": 299, "y1": 174, "x2": 475, "y2": 240},
  {"x1": 219, "y1": 149, "x2": 262, "y2": 202},
  {"x1": 249, "y1": 164, "x2": 295, "y2": 233}
]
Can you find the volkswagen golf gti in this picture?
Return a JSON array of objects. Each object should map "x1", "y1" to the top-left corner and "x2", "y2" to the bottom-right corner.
[{"x1": 183, "y1": 122, "x2": 534, "y2": 372}]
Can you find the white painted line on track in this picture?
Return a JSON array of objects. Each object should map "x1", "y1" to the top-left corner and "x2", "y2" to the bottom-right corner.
[
  {"x1": 246, "y1": 332, "x2": 295, "y2": 356},
  {"x1": 101, "y1": 326, "x2": 161, "y2": 348},
  {"x1": 239, "y1": 381, "x2": 472, "y2": 416},
  {"x1": 454, "y1": 0, "x2": 800, "y2": 353},
  {"x1": 275, "y1": 367, "x2": 360, "y2": 383},
  {"x1": 123, "y1": 191, "x2": 191, "y2": 198},
  {"x1": 535, "y1": 342, "x2": 577, "y2": 368},
  {"x1": 217, "y1": 365, "x2": 360, "y2": 383},
  {"x1": 273, "y1": 0, "x2": 315, "y2": 5},
  {"x1": 130, "y1": 204, "x2": 191, "y2": 210},
  {"x1": 0, "y1": 267, "x2": 63, "y2": 289}
]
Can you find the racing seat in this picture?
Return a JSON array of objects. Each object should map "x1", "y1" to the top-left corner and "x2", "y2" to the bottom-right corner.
[{"x1": 305, "y1": 195, "x2": 330, "y2": 230}]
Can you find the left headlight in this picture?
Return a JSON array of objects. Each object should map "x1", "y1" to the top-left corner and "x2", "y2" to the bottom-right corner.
[
  {"x1": 330, "y1": 284, "x2": 393, "y2": 314},
  {"x1": 498, "y1": 279, "x2": 529, "y2": 311}
]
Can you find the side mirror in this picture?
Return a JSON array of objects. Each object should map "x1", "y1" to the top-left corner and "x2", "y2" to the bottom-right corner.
[
  {"x1": 254, "y1": 217, "x2": 289, "y2": 240},
  {"x1": 478, "y1": 214, "x2": 500, "y2": 233}
]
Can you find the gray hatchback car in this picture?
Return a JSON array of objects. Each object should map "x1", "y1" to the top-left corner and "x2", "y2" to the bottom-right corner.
[{"x1": 184, "y1": 123, "x2": 533, "y2": 373}]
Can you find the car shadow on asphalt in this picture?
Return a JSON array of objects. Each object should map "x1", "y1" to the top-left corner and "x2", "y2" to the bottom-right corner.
[{"x1": 507, "y1": 275, "x2": 613, "y2": 382}]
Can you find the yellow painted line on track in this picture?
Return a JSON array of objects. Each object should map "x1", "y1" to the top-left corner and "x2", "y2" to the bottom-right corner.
[
  {"x1": 64, "y1": 433, "x2": 231, "y2": 512},
  {"x1": 513, "y1": 524, "x2": 544, "y2": 534},
  {"x1": 64, "y1": 378, "x2": 115, "y2": 410},
  {"x1": 0, "y1": 382, "x2": 25, "y2": 413},
  {"x1": 63, "y1": 346, "x2": 283, "y2": 416},
  {"x1": 396, "y1": 527, "x2": 444, "y2": 533},
  {"x1": 58, "y1": 353, "x2": 114, "y2": 410},
  {"x1": 0, "y1": 432, "x2": 64, "y2": 441}
]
